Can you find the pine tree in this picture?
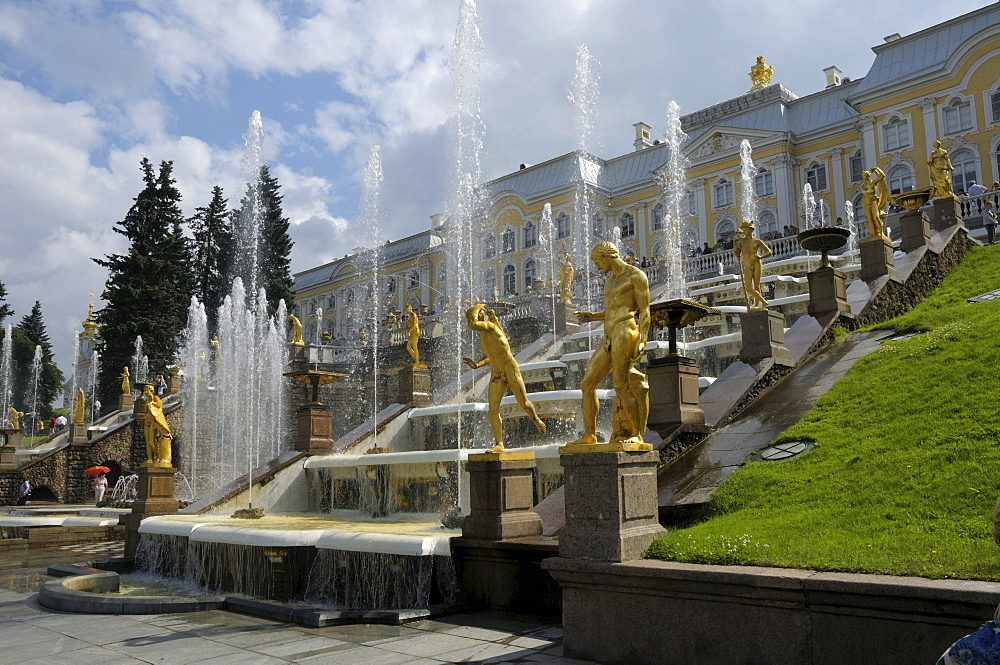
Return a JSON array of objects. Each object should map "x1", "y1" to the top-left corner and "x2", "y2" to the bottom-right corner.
[
  {"x1": 93, "y1": 158, "x2": 195, "y2": 408},
  {"x1": 0, "y1": 280, "x2": 12, "y2": 325},
  {"x1": 11, "y1": 302, "x2": 64, "y2": 420},
  {"x1": 189, "y1": 185, "x2": 233, "y2": 332},
  {"x1": 234, "y1": 165, "x2": 294, "y2": 314}
]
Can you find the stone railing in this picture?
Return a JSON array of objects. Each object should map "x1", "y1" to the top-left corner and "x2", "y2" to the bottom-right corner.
[
  {"x1": 960, "y1": 190, "x2": 1000, "y2": 222},
  {"x1": 682, "y1": 235, "x2": 808, "y2": 280}
]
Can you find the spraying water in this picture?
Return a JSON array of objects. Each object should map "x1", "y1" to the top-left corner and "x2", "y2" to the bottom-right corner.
[
  {"x1": 802, "y1": 184, "x2": 816, "y2": 230},
  {"x1": 69, "y1": 334, "x2": 79, "y2": 415},
  {"x1": 235, "y1": 111, "x2": 266, "y2": 298},
  {"x1": 88, "y1": 350, "x2": 99, "y2": 421},
  {"x1": 0, "y1": 324, "x2": 11, "y2": 424},
  {"x1": 739, "y1": 140, "x2": 758, "y2": 227},
  {"x1": 29, "y1": 345, "x2": 41, "y2": 437},
  {"x1": 844, "y1": 200, "x2": 858, "y2": 256},
  {"x1": 542, "y1": 203, "x2": 557, "y2": 331},
  {"x1": 660, "y1": 101, "x2": 689, "y2": 299},
  {"x1": 178, "y1": 297, "x2": 208, "y2": 496},
  {"x1": 358, "y1": 146, "x2": 385, "y2": 448},
  {"x1": 131, "y1": 336, "x2": 147, "y2": 386}
]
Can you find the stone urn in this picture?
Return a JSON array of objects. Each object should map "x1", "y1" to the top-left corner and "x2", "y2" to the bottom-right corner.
[
  {"x1": 889, "y1": 186, "x2": 934, "y2": 211},
  {"x1": 798, "y1": 226, "x2": 852, "y2": 268}
]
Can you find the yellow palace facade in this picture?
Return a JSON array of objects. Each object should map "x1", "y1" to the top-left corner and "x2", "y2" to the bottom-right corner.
[{"x1": 293, "y1": 5, "x2": 1000, "y2": 343}]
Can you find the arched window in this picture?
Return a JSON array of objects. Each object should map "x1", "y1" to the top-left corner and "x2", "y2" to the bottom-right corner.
[
  {"x1": 757, "y1": 210, "x2": 778, "y2": 236},
  {"x1": 942, "y1": 98, "x2": 973, "y2": 135},
  {"x1": 592, "y1": 213, "x2": 605, "y2": 238},
  {"x1": 501, "y1": 227, "x2": 516, "y2": 253},
  {"x1": 682, "y1": 224, "x2": 699, "y2": 249},
  {"x1": 950, "y1": 149, "x2": 979, "y2": 193},
  {"x1": 326, "y1": 295, "x2": 336, "y2": 309},
  {"x1": 523, "y1": 259, "x2": 537, "y2": 287},
  {"x1": 805, "y1": 162, "x2": 828, "y2": 191},
  {"x1": 651, "y1": 203, "x2": 664, "y2": 231},
  {"x1": 483, "y1": 269, "x2": 496, "y2": 299},
  {"x1": 502, "y1": 264, "x2": 516, "y2": 296},
  {"x1": 385, "y1": 276, "x2": 396, "y2": 294},
  {"x1": 523, "y1": 221, "x2": 537, "y2": 248},
  {"x1": 619, "y1": 212, "x2": 635, "y2": 238},
  {"x1": 685, "y1": 190, "x2": 697, "y2": 215},
  {"x1": 652, "y1": 241, "x2": 665, "y2": 258},
  {"x1": 882, "y1": 116, "x2": 910, "y2": 151},
  {"x1": 852, "y1": 194, "x2": 866, "y2": 233},
  {"x1": 482, "y1": 235, "x2": 495, "y2": 259},
  {"x1": 408, "y1": 271, "x2": 420, "y2": 289},
  {"x1": 754, "y1": 168, "x2": 774, "y2": 197},
  {"x1": 713, "y1": 178, "x2": 734, "y2": 208},
  {"x1": 991, "y1": 86, "x2": 1000, "y2": 124},
  {"x1": 887, "y1": 166, "x2": 914, "y2": 195},
  {"x1": 812, "y1": 200, "x2": 831, "y2": 226},
  {"x1": 556, "y1": 212, "x2": 571, "y2": 239},
  {"x1": 849, "y1": 151, "x2": 864, "y2": 183},
  {"x1": 715, "y1": 219, "x2": 736, "y2": 242}
]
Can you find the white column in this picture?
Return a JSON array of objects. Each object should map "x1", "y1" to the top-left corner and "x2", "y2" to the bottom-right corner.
[
  {"x1": 691, "y1": 178, "x2": 707, "y2": 244},
  {"x1": 919, "y1": 97, "x2": 937, "y2": 160},
  {"x1": 772, "y1": 154, "x2": 793, "y2": 228},
  {"x1": 420, "y1": 265, "x2": 430, "y2": 307},
  {"x1": 858, "y1": 115, "x2": 877, "y2": 169},
  {"x1": 830, "y1": 147, "x2": 845, "y2": 220}
]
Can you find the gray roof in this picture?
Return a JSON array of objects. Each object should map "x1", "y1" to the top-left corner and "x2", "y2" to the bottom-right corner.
[{"x1": 293, "y1": 230, "x2": 442, "y2": 291}]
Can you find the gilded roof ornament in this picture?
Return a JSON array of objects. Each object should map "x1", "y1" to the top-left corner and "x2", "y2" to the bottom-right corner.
[{"x1": 748, "y1": 55, "x2": 774, "y2": 92}]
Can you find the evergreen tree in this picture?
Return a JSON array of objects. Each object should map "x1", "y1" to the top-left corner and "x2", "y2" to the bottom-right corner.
[
  {"x1": 234, "y1": 165, "x2": 294, "y2": 314},
  {"x1": 11, "y1": 302, "x2": 64, "y2": 420},
  {"x1": 189, "y1": 185, "x2": 233, "y2": 332},
  {"x1": 93, "y1": 158, "x2": 195, "y2": 408},
  {"x1": 0, "y1": 280, "x2": 12, "y2": 325}
]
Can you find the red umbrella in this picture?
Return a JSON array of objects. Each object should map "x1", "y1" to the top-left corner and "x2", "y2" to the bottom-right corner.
[{"x1": 84, "y1": 466, "x2": 110, "y2": 476}]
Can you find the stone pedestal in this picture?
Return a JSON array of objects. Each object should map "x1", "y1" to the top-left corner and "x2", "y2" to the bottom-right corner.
[
  {"x1": 899, "y1": 210, "x2": 932, "y2": 252},
  {"x1": 932, "y1": 195, "x2": 964, "y2": 231},
  {"x1": 122, "y1": 466, "x2": 179, "y2": 558},
  {"x1": 294, "y1": 405, "x2": 334, "y2": 454},
  {"x1": 3, "y1": 429, "x2": 23, "y2": 448},
  {"x1": 859, "y1": 235, "x2": 898, "y2": 282},
  {"x1": 739, "y1": 309, "x2": 793, "y2": 366},
  {"x1": 0, "y1": 444, "x2": 15, "y2": 468},
  {"x1": 559, "y1": 450, "x2": 664, "y2": 562},
  {"x1": 168, "y1": 374, "x2": 181, "y2": 395},
  {"x1": 646, "y1": 355, "x2": 704, "y2": 433},
  {"x1": 118, "y1": 393, "x2": 133, "y2": 412},
  {"x1": 69, "y1": 422, "x2": 89, "y2": 444},
  {"x1": 554, "y1": 302, "x2": 579, "y2": 337},
  {"x1": 463, "y1": 451, "x2": 542, "y2": 540},
  {"x1": 398, "y1": 365, "x2": 431, "y2": 407},
  {"x1": 133, "y1": 396, "x2": 147, "y2": 418},
  {"x1": 806, "y1": 266, "x2": 851, "y2": 318}
]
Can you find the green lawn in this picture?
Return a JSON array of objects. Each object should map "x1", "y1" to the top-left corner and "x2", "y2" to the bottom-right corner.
[{"x1": 646, "y1": 244, "x2": 1000, "y2": 579}]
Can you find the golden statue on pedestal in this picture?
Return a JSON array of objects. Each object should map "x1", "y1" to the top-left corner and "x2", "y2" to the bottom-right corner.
[
  {"x1": 463, "y1": 304, "x2": 547, "y2": 453},
  {"x1": 405, "y1": 304, "x2": 421, "y2": 366},
  {"x1": 8, "y1": 407, "x2": 19, "y2": 430},
  {"x1": 748, "y1": 56, "x2": 774, "y2": 92},
  {"x1": 733, "y1": 221, "x2": 773, "y2": 311},
  {"x1": 74, "y1": 387, "x2": 85, "y2": 424},
  {"x1": 557, "y1": 249, "x2": 575, "y2": 304},
  {"x1": 142, "y1": 384, "x2": 172, "y2": 467},
  {"x1": 568, "y1": 242, "x2": 651, "y2": 448},
  {"x1": 928, "y1": 140, "x2": 956, "y2": 199},
  {"x1": 861, "y1": 167, "x2": 889, "y2": 238},
  {"x1": 385, "y1": 311, "x2": 397, "y2": 328},
  {"x1": 288, "y1": 314, "x2": 305, "y2": 346},
  {"x1": 120, "y1": 366, "x2": 130, "y2": 396}
]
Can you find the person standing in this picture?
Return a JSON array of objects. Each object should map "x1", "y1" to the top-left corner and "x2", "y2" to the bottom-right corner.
[
  {"x1": 94, "y1": 472, "x2": 108, "y2": 505},
  {"x1": 17, "y1": 479, "x2": 31, "y2": 506},
  {"x1": 968, "y1": 180, "x2": 987, "y2": 197},
  {"x1": 982, "y1": 201, "x2": 998, "y2": 245},
  {"x1": 55, "y1": 414, "x2": 67, "y2": 431}
]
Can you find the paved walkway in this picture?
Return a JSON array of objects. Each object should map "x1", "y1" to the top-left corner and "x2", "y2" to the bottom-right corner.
[{"x1": 0, "y1": 543, "x2": 595, "y2": 665}]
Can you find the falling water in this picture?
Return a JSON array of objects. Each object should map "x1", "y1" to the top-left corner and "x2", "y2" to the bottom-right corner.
[
  {"x1": 844, "y1": 200, "x2": 858, "y2": 257},
  {"x1": 739, "y1": 140, "x2": 758, "y2": 227},
  {"x1": 660, "y1": 101, "x2": 689, "y2": 299},
  {"x1": 236, "y1": 111, "x2": 266, "y2": 297},
  {"x1": 0, "y1": 324, "x2": 11, "y2": 423},
  {"x1": 542, "y1": 203, "x2": 557, "y2": 332},
  {"x1": 610, "y1": 226, "x2": 622, "y2": 257},
  {"x1": 131, "y1": 336, "x2": 146, "y2": 386},
  {"x1": 359, "y1": 146, "x2": 385, "y2": 448},
  {"x1": 569, "y1": 44, "x2": 602, "y2": 336},
  {"x1": 817, "y1": 198, "x2": 828, "y2": 227},
  {"x1": 802, "y1": 184, "x2": 816, "y2": 230},
  {"x1": 29, "y1": 346, "x2": 41, "y2": 437},
  {"x1": 88, "y1": 350, "x2": 99, "y2": 421},
  {"x1": 178, "y1": 297, "x2": 208, "y2": 496},
  {"x1": 69, "y1": 334, "x2": 79, "y2": 413}
]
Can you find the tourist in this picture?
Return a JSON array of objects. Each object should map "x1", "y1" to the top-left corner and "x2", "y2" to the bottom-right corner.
[
  {"x1": 701, "y1": 242, "x2": 712, "y2": 255},
  {"x1": 17, "y1": 479, "x2": 31, "y2": 505},
  {"x1": 50, "y1": 416, "x2": 56, "y2": 431},
  {"x1": 982, "y1": 201, "x2": 997, "y2": 245},
  {"x1": 640, "y1": 256, "x2": 648, "y2": 268},
  {"x1": 55, "y1": 414, "x2": 66, "y2": 431},
  {"x1": 154, "y1": 374, "x2": 167, "y2": 396},
  {"x1": 968, "y1": 180, "x2": 987, "y2": 197},
  {"x1": 94, "y1": 472, "x2": 108, "y2": 505},
  {"x1": 991, "y1": 182, "x2": 1000, "y2": 192}
]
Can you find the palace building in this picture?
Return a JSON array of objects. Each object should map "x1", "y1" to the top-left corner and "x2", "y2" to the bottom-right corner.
[{"x1": 293, "y1": 5, "x2": 1000, "y2": 343}]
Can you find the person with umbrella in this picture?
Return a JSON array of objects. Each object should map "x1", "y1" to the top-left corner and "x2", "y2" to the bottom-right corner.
[{"x1": 85, "y1": 466, "x2": 110, "y2": 505}]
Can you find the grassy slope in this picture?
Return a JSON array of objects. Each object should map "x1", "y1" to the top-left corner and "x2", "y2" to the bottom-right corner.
[{"x1": 646, "y1": 245, "x2": 1000, "y2": 579}]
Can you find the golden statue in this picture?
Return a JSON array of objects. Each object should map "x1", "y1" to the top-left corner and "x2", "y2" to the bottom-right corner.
[
  {"x1": 861, "y1": 167, "x2": 889, "y2": 238},
  {"x1": 142, "y1": 383, "x2": 172, "y2": 467},
  {"x1": 557, "y1": 250, "x2": 575, "y2": 304},
  {"x1": 928, "y1": 140, "x2": 956, "y2": 199},
  {"x1": 733, "y1": 221, "x2": 773, "y2": 311},
  {"x1": 8, "y1": 407, "x2": 19, "y2": 430},
  {"x1": 463, "y1": 304, "x2": 547, "y2": 453},
  {"x1": 288, "y1": 314, "x2": 305, "y2": 346},
  {"x1": 210, "y1": 335, "x2": 220, "y2": 359},
  {"x1": 748, "y1": 56, "x2": 774, "y2": 92},
  {"x1": 74, "y1": 387, "x2": 85, "y2": 424},
  {"x1": 359, "y1": 328, "x2": 368, "y2": 346},
  {"x1": 569, "y1": 242, "x2": 651, "y2": 447},
  {"x1": 120, "y1": 366, "x2": 130, "y2": 396},
  {"x1": 385, "y1": 311, "x2": 397, "y2": 328},
  {"x1": 405, "y1": 304, "x2": 421, "y2": 365}
]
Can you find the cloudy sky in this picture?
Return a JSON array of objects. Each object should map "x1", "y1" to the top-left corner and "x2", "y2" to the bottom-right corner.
[{"x1": 0, "y1": 0, "x2": 987, "y2": 372}]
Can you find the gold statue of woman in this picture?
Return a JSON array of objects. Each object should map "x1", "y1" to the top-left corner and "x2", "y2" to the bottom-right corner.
[
  {"x1": 557, "y1": 250, "x2": 575, "y2": 304},
  {"x1": 120, "y1": 366, "x2": 130, "y2": 396},
  {"x1": 733, "y1": 221, "x2": 773, "y2": 311},
  {"x1": 288, "y1": 314, "x2": 305, "y2": 346},
  {"x1": 861, "y1": 167, "x2": 889, "y2": 238},
  {"x1": 74, "y1": 387, "x2": 85, "y2": 424},
  {"x1": 463, "y1": 304, "x2": 546, "y2": 453},
  {"x1": 405, "y1": 304, "x2": 421, "y2": 366},
  {"x1": 928, "y1": 140, "x2": 956, "y2": 199},
  {"x1": 142, "y1": 384, "x2": 172, "y2": 467}
]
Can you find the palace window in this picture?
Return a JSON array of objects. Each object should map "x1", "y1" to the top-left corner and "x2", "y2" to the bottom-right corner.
[
  {"x1": 805, "y1": 163, "x2": 828, "y2": 191},
  {"x1": 409, "y1": 271, "x2": 420, "y2": 289},
  {"x1": 943, "y1": 99, "x2": 973, "y2": 135},
  {"x1": 651, "y1": 203, "x2": 664, "y2": 231},
  {"x1": 887, "y1": 165, "x2": 914, "y2": 195},
  {"x1": 502, "y1": 264, "x2": 516, "y2": 296},
  {"x1": 758, "y1": 210, "x2": 777, "y2": 236},
  {"x1": 482, "y1": 235, "x2": 495, "y2": 259},
  {"x1": 849, "y1": 152, "x2": 864, "y2": 183},
  {"x1": 385, "y1": 277, "x2": 396, "y2": 294},
  {"x1": 483, "y1": 269, "x2": 496, "y2": 299},
  {"x1": 883, "y1": 116, "x2": 910, "y2": 151},
  {"x1": 713, "y1": 178, "x2": 734, "y2": 208},
  {"x1": 813, "y1": 201, "x2": 831, "y2": 226},
  {"x1": 523, "y1": 221, "x2": 537, "y2": 248},
  {"x1": 524, "y1": 259, "x2": 537, "y2": 286},
  {"x1": 501, "y1": 227, "x2": 516, "y2": 253},
  {"x1": 619, "y1": 212, "x2": 635, "y2": 238},
  {"x1": 592, "y1": 213, "x2": 605, "y2": 238},
  {"x1": 715, "y1": 219, "x2": 736, "y2": 242},
  {"x1": 685, "y1": 190, "x2": 697, "y2": 216},
  {"x1": 991, "y1": 89, "x2": 1000, "y2": 124},
  {"x1": 950, "y1": 149, "x2": 979, "y2": 193},
  {"x1": 556, "y1": 212, "x2": 571, "y2": 239},
  {"x1": 754, "y1": 168, "x2": 774, "y2": 197}
]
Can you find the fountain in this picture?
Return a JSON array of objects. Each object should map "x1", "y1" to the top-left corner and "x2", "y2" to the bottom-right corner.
[
  {"x1": 29, "y1": 345, "x2": 41, "y2": 438},
  {"x1": 0, "y1": 324, "x2": 11, "y2": 427},
  {"x1": 660, "y1": 101, "x2": 689, "y2": 301}
]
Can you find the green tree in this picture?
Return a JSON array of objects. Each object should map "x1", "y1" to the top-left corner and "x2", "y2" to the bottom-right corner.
[
  {"x1": 11, "y1": 301, "x2": 64, "y2": 421},
  {"x1": 189, "y1": 185, "x2": 233, "y2": 332},
  {"x1": 93, "y1": 158, "x2": 195, "y2": 408},
  {"x1": 0, "y1": 280, "x2": 12, "y2": 325},
  {"x1": 234, "y1": 165, "x2": 294, "y2": 314}
]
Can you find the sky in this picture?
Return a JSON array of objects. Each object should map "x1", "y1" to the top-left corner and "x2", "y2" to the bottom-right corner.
[{"x1": 0, "y1": 0, "x2": 990, "y2": 375}]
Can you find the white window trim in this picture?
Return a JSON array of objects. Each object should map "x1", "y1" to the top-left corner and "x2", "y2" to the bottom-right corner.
[
  {"x1": 939, "y1": 93, "x2": 977, "y2": 138},
  {"x1": 501, "y1": 226, "x2": 516, "y2": 253},
  {"x1": 879, "y1": 112, "x2": 914, "y2": 156},
  {"x1": 712, "y1": 177, "x2": 734, "y2": 210},
  {"x1": 982, "y1": 76, "x2": 1000, "y2": 131},
  {"x1": 619, "y1": 211, "x2": 635, "y2": 238},
  {"x1": 848, "y1": 150, "x2": 864, "y2": 184},
  {"x1": 803, "y1": 160, "x2": 829, "y2": 192},
  {"x1": 754, "y1": 167, "x2": 774, "y2": 198}
]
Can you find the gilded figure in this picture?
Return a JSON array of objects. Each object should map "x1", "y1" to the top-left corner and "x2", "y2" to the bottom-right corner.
[
  {"x1": 569, "y1": 241, "x2": 651, "y2": 447},
  {"x1": 463, "y1": 304, "x2": 547, "y2": 453},
  {"x1": 74, "y1": 387, "x2": 85, "y2": 424},
  {"x1": 120, "y1": 366, "x2": 130, "y2": 396},
  {"x1": 861, "y1": 167, "x2": 889, "y2": 238},
  {"x1": 733, "y1": 221, "x2": 773, "y2": 311},
  {"x1": 928, "y1": 140, "x2": 956, "y2": 199},
  {"x1": 288, "y1": 314, "x2": 305, "y2": 346},
  {"x1": 748, "y1": 55, "x2": 774, "y2": 92},
  {"x1": 142, "y1": 384, "x2": 172, "y2": 466},
  {"x1": 8, "y1": 407, "x2": 19, "y2": 430},
  {"x1": 557, "y1": 250, "x2": 575, "y2": 304},
  {"x1": 405, "y1": 304, "x2": 421, "y2": 365}
]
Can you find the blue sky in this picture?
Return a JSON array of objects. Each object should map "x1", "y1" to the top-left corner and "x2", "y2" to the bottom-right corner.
[{"x1": 0, "y1": 0, "x2": 988, "y2": 373}]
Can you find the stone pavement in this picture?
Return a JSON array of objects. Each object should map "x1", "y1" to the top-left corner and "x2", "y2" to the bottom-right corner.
[{"x1": 0, "y1": 543, "x2": 597, "y2": 665}]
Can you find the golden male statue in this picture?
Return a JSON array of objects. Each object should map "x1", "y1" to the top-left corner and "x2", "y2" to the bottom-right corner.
[
  {"x1": 288, "y1": 314, "x2": 305, "y2": 345},
  {"x1": 142, "y1": 384, "x2": 172, "y2": 467},
  {"x1": 74, "y1": 387, "x2": 85, "y2": 424},
  {"x1": 861, "y1": 167, "x2": 889, "y2": 238},
  {"x1": 557, "y1": 250, "x2": 575, "y2": 304},
  {"x1": 120, "y1": 366, "x2": 130, "y2": 396},
  {"x1": 405, "y1": 304, "x2": 421, "y2": 365},
  {"x1": 570, "y1": 242, "x2": 651, "y2": 447},
  {"x1": 463, "y1": 304, "x2": 547, "y2": 453},
  {"x1": 928, "y1": 140, "x2": 956, "y2": 199},
  {"x1": 733, "y1": 220, "x2": 773, "y2": 311}
]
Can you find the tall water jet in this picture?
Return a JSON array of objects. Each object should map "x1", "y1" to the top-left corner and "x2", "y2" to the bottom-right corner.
[
  {"x1": 131, "y1": 336, "x2": 147, "y2": 386},
  {"x1": 660, "y1": 101, "x2": 689, "y2": 299},
  {"x1": 844, "y1": 200, "x2": 858, "y2": 256},
  {"x1": 739, "y1": 139, "x2": 758, "y2": 228},
  {"x1": 542, "y1": 203, "x2": 557, "y2": 331},
  {"x1": 358, "y1": 146, "x2": 385, "y2": 446},
  {"x1": 569, "y1": 44, "x2": 602, "y2": 325},
  {"x1": 802, "y1": 184, "x2": 816, "y2": 230},
  {"x1": 0, "y1": 324, "x2": 11, "y2": 423},
  {"x1": 235, "y1": 111, "x2": 266, "y2": 298},
  {"x1": 69, "y1": 334, "x2": 79, "y2": 413},
  {"x1": 29, "y1": 345, "x2": 41, "y2": 437},
  {"x1": 88, "y1": 350, "x2": 100, "y2": 421},
  {"x1": 178, "y1": 297, "x2": 208, "y2": 495}
]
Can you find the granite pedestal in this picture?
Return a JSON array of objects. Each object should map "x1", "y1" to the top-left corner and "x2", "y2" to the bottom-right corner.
[
  {"x1": 168, "y1": 374, "x2": 181, "y2": 395},
  {"x1": 3, "y1": 428, "x2": 23, "y2": 448},
  {"x1": 553, "y1": 302, "x2": 580, "y2": 337},
  {"x1": 0, "y1": 444, "x2": 15, "y2": 468},
  {"x1": 647, "y1": 355, "x2": 705, "y2": 433},
  {"x1": 133, "y1": 396, "x2": 147, "y2": 418},
  {"x1": 559, "y1": 450, "x2": 664, "y2": 561},
  {"x1": 899, "y1": 210, "x2": 931, "y2": 252},
  {"x1": 69, "y1": 422, "x2": 89, "y2": 444},
  {"x1": 739, "y1": 309, "x2": 793, "y2": 366},
  {"x1": 121, "y1": 466, "x2": 179, "y2": 558},
  {"x1": 859, "y1": 235, "x2": 898, "y2": 282},
  {"x1": 398, "y1": 365, "x2": 431, "y2": 407},
  {"x1": 118, "y1": 394, "x2": 133, "y2": 412},
  {"x1": 807, "y1": 266, "x2": 851, "y2": 318},
  {"x1": 463, "y1": 451, "x2": 542, "y2": 540},
  {"x1": 294, "y1": 406, "x2": 334, "y2": 454},
  {"x1": 933, "y1": 196, "x2": 963, "y2": 232}
]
